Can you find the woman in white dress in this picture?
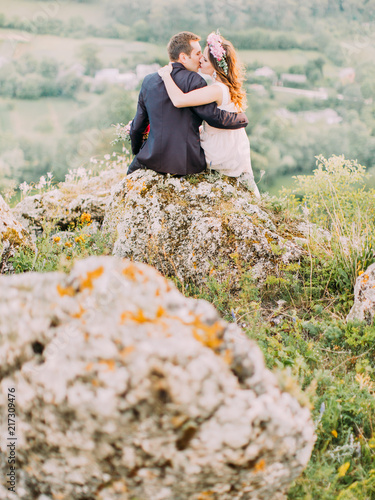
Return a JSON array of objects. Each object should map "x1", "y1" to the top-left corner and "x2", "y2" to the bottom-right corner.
[{"x1": 158, "y1": 31, "x2": 260, "y2": 198}]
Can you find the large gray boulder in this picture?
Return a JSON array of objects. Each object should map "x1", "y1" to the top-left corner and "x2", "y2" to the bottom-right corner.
[
  {"x1": 13, "y1": 167, "x2": 127, "y2": 234},
  {"x1": 0, "y1": 256, "x2": 314, "y2": 500},
  {"x1": 0, "y1": 195, "x2": 35, "y2": 273},
  {"x1": 103, "y1": 170, "x2": 304, "y2": 286},
  {"x1": 347, "y1": 263, "x2": 375, "y2": 324}
]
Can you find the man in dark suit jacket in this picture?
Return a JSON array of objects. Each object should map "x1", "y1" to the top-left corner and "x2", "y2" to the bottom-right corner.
[{"x1": 128, "y1": 31, "x2": 249, "y2": 176}]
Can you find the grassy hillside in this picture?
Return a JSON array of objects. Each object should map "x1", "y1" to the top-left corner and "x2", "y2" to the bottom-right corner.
[{"x1": 7, "y1": 154, "x2": 375, "y2": 499}]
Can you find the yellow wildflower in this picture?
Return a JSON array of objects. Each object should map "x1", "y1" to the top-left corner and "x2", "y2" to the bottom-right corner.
[
  {"x1": 338, "y1": 462, "x2": 350, "y2": 477},
  {"x1": 53, "y1": 236, "x2": 61, "y2": 243},
  {"x1": 75, "y1": 234, "x2": 86, "y2": 244},
  {"x1": 80, "y1": 212, "x2": 92, "y2": 224},
  {"x1": 331, "y1": 430, "x2": 338, "y2": 438},
  {"x1": 65, "y1": 241, "x2": 72, "y2": 248}
]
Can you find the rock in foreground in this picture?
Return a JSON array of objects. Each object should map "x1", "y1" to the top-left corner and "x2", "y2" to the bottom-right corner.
[
  {"x1": 0, "y1": 195, "x2": 35, "y2": 273},
  {"x1": 0, "y1": 256, "x2": 314, "y2": 499},
  {"x1": 103, "y1": 170, "x2": 303, "y2": 286},
  {"x1": 347, "y1": 263, "x2": 375, "y2": 324}
]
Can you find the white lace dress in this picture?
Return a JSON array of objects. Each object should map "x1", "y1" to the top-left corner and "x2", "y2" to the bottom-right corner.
[{"x1": 200, "y1": 81, "x2": 256, "y2": 181}]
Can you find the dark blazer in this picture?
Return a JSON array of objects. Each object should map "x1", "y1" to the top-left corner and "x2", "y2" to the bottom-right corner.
[{"x1": 130, "y1": 62, "x2": 249, "y2": 175}]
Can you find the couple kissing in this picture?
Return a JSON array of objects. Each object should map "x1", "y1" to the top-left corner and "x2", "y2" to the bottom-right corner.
[{"x1": 127, "y1": 30, "x2": 260, "y2": 199}]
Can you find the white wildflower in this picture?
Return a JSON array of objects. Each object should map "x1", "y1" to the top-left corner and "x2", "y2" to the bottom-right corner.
[
  {"x1": 76, "y1": 167, "x2": 87, "y2": 179},
  {"x1": 104, "y1": 154, "x2": 110, "y2": 160},
  {"x1": 19, "y1": 182, "x2": 30, "y2": 193}
]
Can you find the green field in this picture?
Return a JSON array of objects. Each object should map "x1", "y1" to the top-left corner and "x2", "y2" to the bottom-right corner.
[
  {"x1": 0, "y1": 30, "x2": 167, "y2": 67},
  {"x1": 0, "y1": 94, "x2": 100, "y2": 137},
  {"x1": 239, "y1": 49, "x2": 324, "y2": 68},
  {"x1": 0, "y1": 0, "x2": 109, "y2": 26}
]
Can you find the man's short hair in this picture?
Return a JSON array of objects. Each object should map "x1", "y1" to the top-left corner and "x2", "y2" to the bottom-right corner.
[{"x1": 167, "y1": 31, "x2": 201, "y2": 62}]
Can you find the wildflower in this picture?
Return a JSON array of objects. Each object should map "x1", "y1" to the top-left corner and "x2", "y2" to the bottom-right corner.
[
  {"x1": 104, "y1": 154, "x2": 110, "y2": 160},
  {"x1": 47, "y1": 172, "x2": 53, "y2": 179},
  {"x1": 19, "y1": 181, "x2": 31, "y2": 194},
  {"x1": 76, "y1": 167, "x2": 87, "y2": 179},
  {"x1": 53, "y1": 236, "x2": 61, "y2": 243},
  {"x1": 75, "y1": 234, "x2": 86, "y2": 244},
  {"x1": 331, "y1": 430, "x2": 338, "y2": 438},
  {"x1": 80, "y1": 212, "x2": 92, "y2": 224},
  {"x1": 65, "y1": 241, "x2": 72, "y2": 248},
  {"x1": 65, "y1": 170, "x2": 74, "y2": 182},
  {"x1": 90, "y1": 157, "x2": 98, "y2": 164},
  {"x1": 338, "y1": 462, "x2": 350, "y2": 477}
]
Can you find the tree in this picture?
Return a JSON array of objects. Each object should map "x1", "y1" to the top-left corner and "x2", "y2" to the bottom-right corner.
[
  {"x1": 77, "y1": 43, "x2": 102, "y2": 76},
  {"x1": 39, "y1": 58, "x2": 59, "y2": 79},
  {"x1": 15, "y1": 74, "x2": 44, "y2": 99},
  {"x1": 57, "y1": 72, "x2": 82, "y2": 97}
]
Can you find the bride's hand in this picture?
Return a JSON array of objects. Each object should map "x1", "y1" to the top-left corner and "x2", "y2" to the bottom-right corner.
[{"x1": 158, "y1": 63, "x2": 173, "y2": 80}]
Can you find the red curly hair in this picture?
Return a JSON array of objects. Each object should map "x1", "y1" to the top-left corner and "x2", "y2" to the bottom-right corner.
[{"x1": 206, "y1": 36, "x2": 247, "y2": 111}]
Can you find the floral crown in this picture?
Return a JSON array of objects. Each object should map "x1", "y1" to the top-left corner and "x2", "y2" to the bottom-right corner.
[{"x1": 207, "y1": 30, "x2": 228, "y2": 75}]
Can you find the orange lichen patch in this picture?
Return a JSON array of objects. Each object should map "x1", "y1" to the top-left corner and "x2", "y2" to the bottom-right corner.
[
  {"x1": 80, "y1": 266, "x2": 104, "y2": 290},
  {"x1": 197, "y1": 492, "x2": 214, "y2": 500},
  {"x1": 222, "y1": 349, "x2": 233, "y2": 365},
  {"x1": 254, "y1": 459, "x2": 266, "y2": 473},
  {"x1": 57, "y1": 283, "x2": 75, "y2": 297},
  {"x1": 122, "y1": 263, "x2": 144, "y2": 281},
  {"x1": 99, "y1": 359, "x2": 116, "y2": 371},
  {"x1": 191, "y1": 318, "x2": 224, "y2": 350},
  {"x1": 120, "y1": 306, "x2": 166, "y2": 325},
  {"x1": 91, "y1": 379, "x2": 99, "y2": 387},
  {"x1": 171, "y1": 415, "x2": 189, "y2": 428},
  {"x1": 71, "y1": 305, "x2": 86, "y2": 318},
  {"x1": 362, "y1": 274, "x2": 369, "y2": 284},
  {"x1": 120, "y1": 309, "x2": 148, "y2": 324},
  {"x1": 156, "y1": 306, "x2": 165, "y2": 317},
  {"x1": 84, "y1": 332, "x2": 90, "y2": 341},
  {"x1": 85, "y1": 362, "x2": 94, "y2": 371},
  {"x1": 119, "y1": 346, "x2": 135, "y2": 357}
]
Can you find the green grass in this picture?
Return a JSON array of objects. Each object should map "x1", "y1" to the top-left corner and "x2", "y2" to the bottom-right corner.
[
  {"x1": 239, "y1": 49, "x2": 324, "y2": 69},
  {"x1": 0, "y1": 94, "x2": 100, "y2": 138},
  {"x1": 0, "y1": 29, "x2": 166, "y2": 67},
  {"x1": 0, "y1": 0, "x2": 110, "y2": 26}
]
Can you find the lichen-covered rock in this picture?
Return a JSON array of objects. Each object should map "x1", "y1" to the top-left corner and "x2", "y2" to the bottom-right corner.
[
  {"x1": 0, "y1": 195, "x2": 35, "y2": 273},
  {"x1": 0, "y1": 256, "x2": 314, "y2": 500},
  {"x1": 103, "y1": 170, "x2": 304, "y2": 286},
  {"x1": 13, "y1": 168, "x2": 126, "y2": 234},
  {"x1": 347, "y1": 263, "x2": 375, "y2": 324}
]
